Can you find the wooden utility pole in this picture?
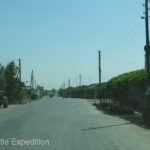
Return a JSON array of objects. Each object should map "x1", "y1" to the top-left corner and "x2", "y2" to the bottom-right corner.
[
  {"x1": 143, "y1": 0, "x2": 150, "y2": 123},
  {"x1": 19, "y1": 58, "x2": 22, "y2": 103},
  {"x1": 30, "y1": 70, "x2": 34, "y2": 99},
  {"x1": 19, "y1": 58, "x2": 21, "y2": 82},
  {"x1": 35, "y1": 80, "x2": 36, "y2": 89},
  {"x1": 98, "y1": 51, "x2": 101, "y2": 85},
  {"x1": 68, "y1": 79, "x2": 71, "y2": 88},
  {"x1": 30, "y1": 70, "x2": 34, "y2": 89},
  {"x1": 145, "y1": 0, "x2": 150, "y2": 87},
  {"x1": 63, "y1": 82, "x2": 65, "y2": 89},
  {"x1": 79, "y1": 74, "x2": 82, "y2": 86}
]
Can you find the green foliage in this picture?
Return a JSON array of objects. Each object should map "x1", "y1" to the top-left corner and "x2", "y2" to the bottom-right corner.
[
  {"x1": 0, "y1": 61, "x2": 26, "y2": 104},
  {"x1": 106, "y1": 69, "x2": 146, "y2": 108},
  {"x1": 58, "y1": 69, "x2": 147, "y2": 112},
  {"x1": 37, "y1": 85, "x2": 47, "y2": 97},
  {"x1": 4, "y1": 61, "x2": 24, "y2": 103},
  {"x1": 109, "y1": 105, "x2": 134, "y2": 115},
  {"x1": 143, "y1": 108, "x2": 150, "y2": 125},
  {"x1": 0, "y1": 64, "x2": 5, "y2": 90},
  {"x1": 100, "y1": 102, "x2": 110, "y2": 108},
  {"x1": 1, "y1": 61, "x2": 47, "y2": 104}
]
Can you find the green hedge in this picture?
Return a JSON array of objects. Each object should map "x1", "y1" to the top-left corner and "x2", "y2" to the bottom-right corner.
[
  {"x1": 104, "y1": 69, "x2": 146, "y2": 108},
  {"x1": 58, "y1": 69, "x2": 147, "y2": 111}
]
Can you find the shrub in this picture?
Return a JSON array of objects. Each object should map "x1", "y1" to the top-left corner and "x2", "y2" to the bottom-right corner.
[
  {"x1": 109, "y1": 105, "x2": 134, "y2": 115},
  {"x1": 58, "y1": 69, "x2": 146, "y2": 113},
  {"x1": 100, "y1": 103, "x2": 110, "y2": 108}
]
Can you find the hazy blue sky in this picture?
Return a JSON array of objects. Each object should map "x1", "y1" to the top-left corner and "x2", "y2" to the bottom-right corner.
[{"x1": 0, "y1": 0, "x2": 146, "y2": 89}]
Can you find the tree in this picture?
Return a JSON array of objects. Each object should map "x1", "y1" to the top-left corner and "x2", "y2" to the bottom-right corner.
[
  {"x1": 37, "y1": 85, "x2": 46, "y2": 97},
  {"x1": 4, "y1": 61, "x2": 24, "y2": 103},
  {"x1": 0, "y1": 64, "x2": 5, "y2": 90}
]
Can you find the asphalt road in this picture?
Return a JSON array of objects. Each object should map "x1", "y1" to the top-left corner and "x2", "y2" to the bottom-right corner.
[{"x1": 0, "y1": 96, "x2": 150, "y2": 150}]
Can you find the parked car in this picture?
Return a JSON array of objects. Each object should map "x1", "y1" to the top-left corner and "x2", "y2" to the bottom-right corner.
[
  {"x1": 31, "y1": 93, "x2": 39, "y2": 100},
  {"x1": 49, "y1": 93, "x2": 54, "y2": 98},
  {"x1": 62, "y1": 93, "x2": 67, "y2": 98},
  {"x1": 0, "y1": 91, "x2": 8, "y2": 108}
]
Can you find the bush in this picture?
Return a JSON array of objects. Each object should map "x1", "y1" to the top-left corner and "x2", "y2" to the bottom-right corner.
[
  {"x1": 100, "y1": 103, "x2": 110, "y2": 108},
  {"x1": 109, "y1": 105, "x2": 134, "y2": 115},
  {"x1": 92, "y1": 103, "x2": 100, "y2": 107},
  {"x1": 143, "y1": 108, "x2": 150, "y2": 125},
  {"x1": 58, "y1": 69, "x2": 146, "y2": 113}
]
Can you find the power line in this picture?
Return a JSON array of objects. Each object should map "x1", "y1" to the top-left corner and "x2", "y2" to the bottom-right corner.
[
  {"x1": 102, "y1": 9, "x2": 143, "y2": 55},
  {"x1": 105, "y1": 22, "x2": 143, "y2": 58},
  {"x1": 105, "y1": 58, "x2": 143, "y2": 64}
]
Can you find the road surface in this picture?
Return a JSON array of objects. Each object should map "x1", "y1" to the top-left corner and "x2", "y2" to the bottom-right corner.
[{"x1": 0, "y1": 96, "x2": 150, "y2": 150}]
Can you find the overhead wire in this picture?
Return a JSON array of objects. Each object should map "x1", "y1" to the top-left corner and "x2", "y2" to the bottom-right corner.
[
  {"x1": 100, "y1": 7, "x2": 145, "y2": 65},
  {"x1": 106, "y1": 21, "x2": 143, "y2": 58},
  {"x1": 102, "y1": 9, "x2": 143, "y2": 56}
]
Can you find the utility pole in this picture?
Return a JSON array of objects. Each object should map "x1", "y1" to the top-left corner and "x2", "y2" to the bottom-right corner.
[
  {"x1": 19, "y1": 58, "x2": 22, "y2": 103},
  {"x1": 64, "y1": 82, "x2": 65, "y2": 89},
  {"x1": 68, "y1": 79, "x2": 71, "y2": 88},
  {"x1": 30, "y1": 70, "x2": 34, "y2": 99},
  {"x1": 79, "y1": 74, "x2": 82, "y2": 86},
  {"x1": 98, "y1": 50, "x2": 101, "y2": 85},
  {"x1": 143, "y1": 0, "x2": 150, "y2": 123},
  {"x1": 144, "y1": 0, "x2": 150, "y2": 86},
  {"x1": 30, "y1": 70, "x2": 34, "y2": 89},
  {"x1": 19, "y1": 58, "x2": 21, "y2": 82},
  {"x1": 35, "y1": 80, "x2": 36, "y2": 89}
]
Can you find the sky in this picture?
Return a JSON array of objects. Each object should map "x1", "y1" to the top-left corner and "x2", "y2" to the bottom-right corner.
[{"x1": 0, "y1": 0, "x2": 147, "y2": 90}]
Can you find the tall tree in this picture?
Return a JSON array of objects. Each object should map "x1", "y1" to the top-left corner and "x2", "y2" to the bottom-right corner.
[
  {"x1": 4, "y1": 61, "x2": 22, "y2": 103},
  {"x1": 0, "y1": 64, "x2": 5, "y2": 90}
]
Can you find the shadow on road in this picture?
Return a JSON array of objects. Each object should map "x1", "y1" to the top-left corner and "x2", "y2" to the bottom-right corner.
[
  {"x1": 93, "y1": 105, "x2": 150, "y2": 129},
  {"x1": 82, "y1": 122, "x2": 131, "y2": 131}
]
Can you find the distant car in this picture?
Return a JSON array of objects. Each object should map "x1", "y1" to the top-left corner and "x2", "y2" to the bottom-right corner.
[
  {"x1": 49, "y1": 93, "x2": 54, "y2": 98},
  {"x1": 62, "y1": 93, "x2": 67, "y2": 98},
  {"x1": 0, "y1": 91, "x2": 8, "y2": 108},
  {"x1": 31, "y1": 93, "x2": 39, "y2": 100}
]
